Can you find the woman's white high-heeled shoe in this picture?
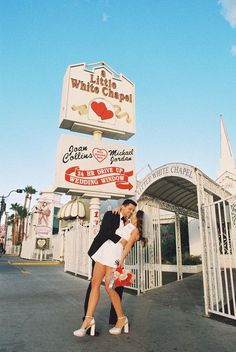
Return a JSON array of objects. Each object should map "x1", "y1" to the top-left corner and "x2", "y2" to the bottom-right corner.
[
  {"x1": 109, "y1": 316, "x2": 129, "y2": 335},
  {"x1": 73, "y1": 316, "x2": 95, "y2": 337}
]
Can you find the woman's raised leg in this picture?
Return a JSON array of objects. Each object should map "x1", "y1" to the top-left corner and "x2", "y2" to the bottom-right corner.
[{"x1": 104, "y1": 267, "x2": 127, "y2": 329}]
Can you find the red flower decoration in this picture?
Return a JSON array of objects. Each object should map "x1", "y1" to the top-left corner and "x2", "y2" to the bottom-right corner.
[{"x1": 113, "y1": 265, "x2": 135, "y2": 287}]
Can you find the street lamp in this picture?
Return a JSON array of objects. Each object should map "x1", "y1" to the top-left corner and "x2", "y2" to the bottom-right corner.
[{"x1": 0, "y1": 189, "x2": 24, "y2": 223}]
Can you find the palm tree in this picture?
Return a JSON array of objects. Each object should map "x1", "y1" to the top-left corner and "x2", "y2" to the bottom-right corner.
[
  {"x1": 23, "y1": 186, "x2": 37, "y2": 236},
  {"x1": 10, "y1": 203, "x2": 21, "y2": 246},
  {"x1": 7, "y1": 214, "x2": 14, "y2": 226},
  {"x1": 17, "y1": 206, "x2": 28, "y2": 241},
  {"x1": 17, "y1": 205, "x2": 28, "y2": 256},
  {"x1": 6, "y1": 214, "x2": 14, "y2": 250},
  {"x1": 9, "y1": 203, "x2": 29, "y2": 255},
  {"x1": 23, "y1": 186, "x2": 37, "y2": 211}
]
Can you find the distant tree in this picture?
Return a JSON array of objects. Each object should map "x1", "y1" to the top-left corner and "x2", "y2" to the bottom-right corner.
[
  {"x1": 7, "y1": 214, "x2": 14, "y2": 226},
  {"x1": 161, "y1": 223, "x2": 176, "y2": 264},
  {"x1": 9, "y1": 187, "x2": 37, "y2": 255},
  {"x1": 23, "y1": 186, "x2": 37, "y2": 236},
  {"x1": 161, "y1": 216, "x2": 190, "y2": 265},
  {"x1": 180, "y1": 216, "x2": 190, "y2": 257},
  {"x1": 17, "y1": 206, "x2": 28, "y2": 241},
  {"x1": 10, "y1": 203, "x2": 21, "y2": 246},
  {"x1": 23, "y1": 186, "x2": 37, "y2": 212},
  {"x1": 17, "y1": 205, "x2": 28, "y2": 256}
]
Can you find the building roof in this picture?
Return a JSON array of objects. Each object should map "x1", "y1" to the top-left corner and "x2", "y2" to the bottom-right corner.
[
  {"x1": 137, "y1": 162, "x2": 231, "y2": 217},
  {"x1": 143, "y1": 176, "x2": 198, "y2": 213},
  {"x1": 57, "y1": 198, "x2": 85, "y2": 219}
]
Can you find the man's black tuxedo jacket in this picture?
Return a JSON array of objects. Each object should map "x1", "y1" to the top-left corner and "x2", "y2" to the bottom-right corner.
[{"x1": 88, "y1": 211, "x2": 121, "y2": 257}]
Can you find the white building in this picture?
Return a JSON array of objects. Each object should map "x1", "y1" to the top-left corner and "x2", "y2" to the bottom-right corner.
[
  {"x1": 216, "y1": 116, "x2": 236, "y2": 194},
  {"x1": 188, "y1": 116, "x2": 236, "y2": 256},
  {"x1": 20, "y1": 187, "x2": 63, "y2": 260}
]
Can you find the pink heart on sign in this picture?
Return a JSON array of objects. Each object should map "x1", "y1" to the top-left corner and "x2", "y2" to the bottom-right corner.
[
  {"x1": 92, "y1": 148, "x2": 108, "y2": 163},
  {"x1": 37, "y1": 239, "x2": 46, "y2": 248}
]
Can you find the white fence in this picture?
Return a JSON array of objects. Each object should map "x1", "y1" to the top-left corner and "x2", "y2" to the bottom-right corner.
[
  {"x1": 126, "y1": 237, "x2": 161, "y2": 294},
  {"x1": 64, "y1": 207, "x2": 162, "y2": 294},
  {"x1": 63, "y1": 222, "x2": 143, "y2": 291},
  {"x1": 203, "y1": 196, "x2": 236, "y2": 321},
  {"x1": 64, "y1": 223, "x2": 90, "y2": 277}
]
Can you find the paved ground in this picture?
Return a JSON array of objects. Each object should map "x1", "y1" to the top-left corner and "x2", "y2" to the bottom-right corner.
[{"x1": 0, "y1": 255, "x2": 235, "y2": 352}]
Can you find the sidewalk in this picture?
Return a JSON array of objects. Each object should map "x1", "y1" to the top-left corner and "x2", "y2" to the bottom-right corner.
[{"x1": 0, "y1": 257, "x2": 235, "y2": 352}]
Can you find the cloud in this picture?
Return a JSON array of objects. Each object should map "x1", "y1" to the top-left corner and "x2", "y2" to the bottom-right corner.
[
  {"x1": 231, "y1": 44, "x2": 236, "y2": 55},
  {"x1": 102, "y1": 12, "x2": 109, "y2": 22},
  {"x1": 219, "y1": 0, "x2": 236, "y2": 27}
]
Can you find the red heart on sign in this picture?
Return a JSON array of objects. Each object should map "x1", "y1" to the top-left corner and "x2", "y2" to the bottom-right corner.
[
  {"x1": 102, "y1": 109, "x2": 113, "y2": 119},
  {"x1": 91, "y1": 101, "x2": 113, "y2": 120}
]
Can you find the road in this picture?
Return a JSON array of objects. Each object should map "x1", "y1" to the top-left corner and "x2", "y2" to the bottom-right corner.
[{"x1": 0, "y1": 256, "x2": 235, "y2": 352}]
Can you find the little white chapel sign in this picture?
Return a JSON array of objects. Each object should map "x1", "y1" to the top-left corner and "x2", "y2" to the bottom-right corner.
[{"x1": 59, "y1": 62, "x2": 135, "y2": 140}]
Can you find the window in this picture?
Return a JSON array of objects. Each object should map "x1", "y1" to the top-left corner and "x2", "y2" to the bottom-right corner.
[{"x1": 52, "y1": 207, "x2": 60, "y2": 235}]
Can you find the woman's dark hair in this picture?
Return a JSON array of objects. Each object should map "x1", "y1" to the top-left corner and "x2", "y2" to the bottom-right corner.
[{"x1": 136, "y1": 210, "x2": 147, "y2": 247}]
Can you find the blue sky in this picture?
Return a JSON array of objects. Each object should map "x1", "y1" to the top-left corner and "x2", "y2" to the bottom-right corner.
[{"x1": 0, "y1": 0, "x2": 236, "y2": 208}]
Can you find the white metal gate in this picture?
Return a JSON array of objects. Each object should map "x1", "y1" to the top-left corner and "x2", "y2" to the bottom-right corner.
[
  {"x1": 64, "y1": 222, "x2": 90, "y2": 276},
  {"x1": 64, "y1": 203, "x2": 162, "y2": 294},
  {"x1": 137, "y1": 201, "x2": 162, "y2": 293},
  {"x1": 203, "y1": 196, "x2": 236, "y2": 320}
]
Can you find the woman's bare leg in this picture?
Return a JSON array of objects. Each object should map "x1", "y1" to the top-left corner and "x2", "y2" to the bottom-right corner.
[
  {"x1": 105, "y1": 267, "x2": 126, "y2": 328},
  {"x1": 81, "y1": 262, "x2": 106, "y2": 328}
]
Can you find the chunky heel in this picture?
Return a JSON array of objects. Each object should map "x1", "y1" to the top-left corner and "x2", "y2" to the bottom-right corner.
[
  {"x1": 124, "y1": 321, "x2": 129, "y2": 333},
  {"x1": 73, "y1": 316, "x2": 95, "y2": 337},
  {"x1": 90, "y1": 323, "x2": 95, "y2": 336},
  {"x1": 109, "y1": 316, "x2": 129, "y2": 335}
]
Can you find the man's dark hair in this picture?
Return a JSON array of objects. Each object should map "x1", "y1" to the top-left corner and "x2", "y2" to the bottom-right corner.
[{"x1": 122, "y1": 199, "x2": 137, "y2": 207}]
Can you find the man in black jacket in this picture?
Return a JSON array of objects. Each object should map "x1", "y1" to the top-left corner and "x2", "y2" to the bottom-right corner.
[{"x1": 84, "y1": 199, "x2": 137, "y2": 330}]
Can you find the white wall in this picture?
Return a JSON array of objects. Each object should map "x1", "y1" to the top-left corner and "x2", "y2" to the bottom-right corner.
[{"x1": 51, "y1": 232, "x2": 64, "y2": 261}]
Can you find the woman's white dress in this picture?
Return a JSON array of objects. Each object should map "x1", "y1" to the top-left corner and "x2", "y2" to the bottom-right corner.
[{"x1": 91, "y1": 223, "x2": 135, "y2": 268}]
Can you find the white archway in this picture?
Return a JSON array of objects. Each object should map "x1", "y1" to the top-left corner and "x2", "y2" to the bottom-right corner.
[{"x1": 134, "y1": 163, "x2": 231, "y2": 302}]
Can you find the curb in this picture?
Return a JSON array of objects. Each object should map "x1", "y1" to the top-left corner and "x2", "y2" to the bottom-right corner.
[{"x1": 8, "y1": 261, "x2": 64, "y2": 266}]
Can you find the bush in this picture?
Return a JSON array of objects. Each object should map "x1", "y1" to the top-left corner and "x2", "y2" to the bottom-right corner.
[{"x1": 182, "y1": 253, "x2": 202, "y2": 265}]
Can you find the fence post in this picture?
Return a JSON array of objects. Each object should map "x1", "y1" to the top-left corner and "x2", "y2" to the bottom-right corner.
[
  {"x1": 196, "y1": 170, "x2": 210, "y2": 317},
  {"x1": 175, "y1": 213, "x2": 183, "y2": 281}
]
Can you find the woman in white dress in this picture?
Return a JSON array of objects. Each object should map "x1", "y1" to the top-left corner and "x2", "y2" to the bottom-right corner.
[{"x1": 74, "y1": 210, "x2": 145, "y2": 337}]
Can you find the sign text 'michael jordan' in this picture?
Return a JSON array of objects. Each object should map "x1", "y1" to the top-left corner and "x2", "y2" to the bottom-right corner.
[{"x1": 70, "y1": 69, "x2": 133, "y2": 104}]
